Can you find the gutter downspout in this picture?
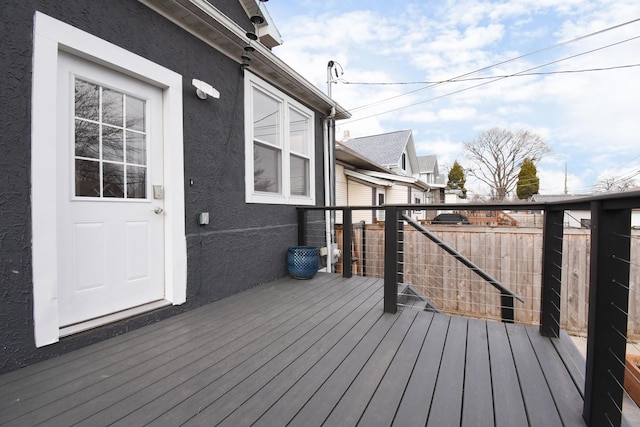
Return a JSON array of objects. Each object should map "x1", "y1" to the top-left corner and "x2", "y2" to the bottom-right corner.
[{"x1": 323, "y1": 107, "x2": 336, "y2": 273}]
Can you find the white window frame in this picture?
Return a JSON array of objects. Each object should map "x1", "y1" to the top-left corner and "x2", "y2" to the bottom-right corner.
[
  {"x1": 31, "y1": 12, "x2": 187, "y2": 347},
  {"x1": 244, "y1": 71, "x2": 315, "y2": 205}
]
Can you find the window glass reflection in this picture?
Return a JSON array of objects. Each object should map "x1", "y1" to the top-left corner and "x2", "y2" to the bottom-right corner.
[
  {"x1": 102, "y1": 88, "x2": 123, "y2": 127},
  {"x1": 73, "y1": 78, "x2": 148, "y2": 199},
  {"x1": 289, "y1": 109, "x2": 308, "y2": 155},
  {"x1": 127, "y1": 165, "x2": 146, "y2": 199},
  {"x1": 103, "y1": 163, "x2": 124, "y2": 198},
  {"x1": 75, "y1": 159, "x2": 100, "y2": 197},
  {"x1": 126, "y1": 96, "x2": 145, "y2": 131},
  {"x1": 253, "y1": 88, "x2": 280, "y2": 147},
  {"x1": 75, "y1": 80, "x2": 99, "y2": 121},
  {"x1": 103, "y1": 127, "x2": 124, "y2": 162},
  {"x1": 290, "y1": 155, "x2": 309, "y2": 196},
  {"x1": 75, "y1": 120, "x2": 100, "y2": 159},
  {"x1": 254, "y1": 143, "x2": 281, "y2": 193},
  {"x1": 126, "y1": 131, "x2": 146, "y2": 165}
]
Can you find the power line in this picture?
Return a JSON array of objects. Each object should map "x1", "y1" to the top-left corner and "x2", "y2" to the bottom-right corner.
[
  {"x1": 341, "y1": 63, "x2": 640, "y2": 85},
  {"x1": 342, "y1": 17, "x2": 640, "y2": 114},
  {"x1": 341, "y1": 34, "x2": 640, "y2": 124}
]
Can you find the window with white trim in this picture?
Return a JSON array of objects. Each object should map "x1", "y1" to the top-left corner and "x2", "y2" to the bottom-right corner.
[{"x1": 245, "y1": 72, "x2": 315, "y2": 205}]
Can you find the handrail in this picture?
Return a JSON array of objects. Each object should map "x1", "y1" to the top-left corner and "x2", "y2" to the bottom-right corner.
[{"x1": 401, "y1": 214, "x2": 523, "y2": 322}]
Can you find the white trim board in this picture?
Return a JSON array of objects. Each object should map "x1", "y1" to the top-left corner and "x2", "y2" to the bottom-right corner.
[{"x1": 31, "y1": 12, "x2": 187, "y2": 347}]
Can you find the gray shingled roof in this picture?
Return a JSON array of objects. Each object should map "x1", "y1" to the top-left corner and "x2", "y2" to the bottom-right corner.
[
  {"x1": 342, "y1": 130, "x2": 412, "y2": 167},
  {"x1": 417, "y1": 155, "x2": 437, "y2": 173}
]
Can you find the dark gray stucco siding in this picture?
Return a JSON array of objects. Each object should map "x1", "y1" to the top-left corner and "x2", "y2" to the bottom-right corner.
[{"x1": 0, "y1": 0, "x2": 327, "y2": 373}]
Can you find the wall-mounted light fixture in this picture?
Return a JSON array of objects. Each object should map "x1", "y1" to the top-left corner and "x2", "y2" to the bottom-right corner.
[{"x1": 192, "y1": 79, "x2": 220, "y2": 100}]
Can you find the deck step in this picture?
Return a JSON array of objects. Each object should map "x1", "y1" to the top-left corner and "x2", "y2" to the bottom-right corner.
[{"x1": 397, "y1": 283, "x2": 442, "y2": 312}]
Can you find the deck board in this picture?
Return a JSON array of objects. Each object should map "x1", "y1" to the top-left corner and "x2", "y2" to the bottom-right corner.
[
  {"x1": 525, "y1": 327, "x2": 585, "y2": 426},
  {"x1": 392, "y1": 312, "x2": 450, "y2": 426},
  {"x1": 462, "y1": 318, "x2": 494, "y2": 427},
  {"x1": 0, "y1": 274, "x2": 588, "y2": 427},
  {"x1": 507, "y1": 323, "x2": 563, "y2": 426},
  {"x1": 486, "y1": 320, "x2": 529, "y2": 427},
  {"x1": 427, "y1": 315, "x2": 468, "y2": 426}
]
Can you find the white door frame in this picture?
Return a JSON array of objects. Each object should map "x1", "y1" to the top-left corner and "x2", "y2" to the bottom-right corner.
[{"x1": 31, "y1": 12, "x2": 187, "y2": 347}]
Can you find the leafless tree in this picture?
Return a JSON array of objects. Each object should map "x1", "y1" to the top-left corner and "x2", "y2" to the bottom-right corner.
[
  {"x1": 464, "y1": 127, "x2": 551, "y2": 201},
  {"x1": 593, "y1": 176, "x2": 637, "y2": 193}
]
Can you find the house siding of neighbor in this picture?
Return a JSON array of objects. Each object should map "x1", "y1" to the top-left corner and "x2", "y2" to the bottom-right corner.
[
  {"x1": 335, "y1": 164, "x2": 380, "y2": 224},
  {"x1": 0, "y1": 0, "x2": 347, "y2": 373},
  {"x1": 338, "y1": 130, "x2": 432, "y2": 222}
]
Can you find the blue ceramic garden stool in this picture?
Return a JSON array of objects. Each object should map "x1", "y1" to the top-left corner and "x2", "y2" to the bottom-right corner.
[{"x1": 288, "y1": 246, "x2": 319, "y2": 279}]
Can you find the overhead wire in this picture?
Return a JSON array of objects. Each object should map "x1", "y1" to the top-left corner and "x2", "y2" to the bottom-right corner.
[
  {"x1": 341, "y1": 33, "x2": 640, "y2": 123},
  {"x1": 341, "y1": 63, "x2": 640, "y2": 85},
  {"x1": 339, "y1": 17, "x2": 640, "y2": 116}
]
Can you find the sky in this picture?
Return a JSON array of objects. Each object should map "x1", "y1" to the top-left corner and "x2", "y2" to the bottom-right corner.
[{"x1": 263, "y1": 0, "x2": 640, "y2": 198}]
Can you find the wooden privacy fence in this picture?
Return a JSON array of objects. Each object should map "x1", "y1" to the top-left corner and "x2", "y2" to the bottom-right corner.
[{"x1": 336, "y1": 225, "x2": 640, "y2": 339}]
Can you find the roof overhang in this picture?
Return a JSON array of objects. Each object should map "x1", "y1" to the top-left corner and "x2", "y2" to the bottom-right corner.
[
  {"x1": 138, "y1": 0, "x2": 350, "y2": 120},
  {"x1": 335, "y1": 143, "x2": 389, "y2": 173},
  {"x1": 361, "y1": 170, "x2": 419, "y2": 184},
  {"x1": 344, "y1": 170, "x2": 394, "y2": 187}
]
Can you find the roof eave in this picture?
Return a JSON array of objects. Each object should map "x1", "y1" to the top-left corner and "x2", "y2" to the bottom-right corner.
[{"x1": 138, "y1": 0, "x2": 350, "y2": 119}]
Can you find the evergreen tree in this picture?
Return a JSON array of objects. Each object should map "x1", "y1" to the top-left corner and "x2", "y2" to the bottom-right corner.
[
  {"x1": 447, "y1": 160, "x2": 467, "y2": 199},
  {"x1": 516, "y1": 158, "x2": 539, "y2": 200}
]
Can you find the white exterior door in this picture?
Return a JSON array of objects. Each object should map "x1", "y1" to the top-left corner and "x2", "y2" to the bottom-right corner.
[{"x1": 56, "y1": 52, "x2": 165, "y2": 327}]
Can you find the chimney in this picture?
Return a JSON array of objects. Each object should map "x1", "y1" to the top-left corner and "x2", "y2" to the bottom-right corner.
[{"x1": 343, "y1": 130, "x2": 350, "y2": 141}]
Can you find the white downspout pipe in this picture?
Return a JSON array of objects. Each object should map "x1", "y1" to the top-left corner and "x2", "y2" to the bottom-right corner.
[
  {"x1": 324, "y1": 61, "x2": 341, "y2": 273},
  {"x1": 323, "y1": 109, "x2": 335, "y2": 273}
]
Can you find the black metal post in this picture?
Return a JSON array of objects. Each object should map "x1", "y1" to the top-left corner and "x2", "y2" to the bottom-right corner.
[
  {"x1": 500, "y1": 293, "x2": 514, "y2": 323},
  {"x1": 384, "y1": 207, "x2": 399, "y2": 314},
  {"x1": 297, "y1": 208, "x2": 306, "y2": 246},
  {"x1": 361, "y1": 221, "x2": 367, "y2": 277},
  {"x1": 342, "y1": 208, "x2": 352, "y2": 278},
  {"x1": 583, "y1": 201, "x2": 631, "y2": 426},
  {"x1": 540, "y1": 208, "x2": 564, "y2": 337}
]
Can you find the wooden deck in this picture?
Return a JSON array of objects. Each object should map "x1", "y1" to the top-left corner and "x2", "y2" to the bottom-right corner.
[{"x1": 0, "y1": 274, "x2": 589, "y2": 426}]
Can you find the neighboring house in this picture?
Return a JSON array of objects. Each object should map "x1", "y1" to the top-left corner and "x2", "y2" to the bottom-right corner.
[
  {"x1": 0, "y1": 0, "x2": 349, "y2": 373},
  {"x1": 338, "y1": 131, "x2": 430, "y2": 222},
  {"x1": 342, "y1": 130, "x2": 418, "y2": 177},
  {"x1": 417, "y1": 155, "x2": 446, "y2": 204}
]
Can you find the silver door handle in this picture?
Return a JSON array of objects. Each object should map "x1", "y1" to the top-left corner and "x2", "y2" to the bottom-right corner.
[{"x1": 152, "y1": 207, "x2": 164, "y2": 214}]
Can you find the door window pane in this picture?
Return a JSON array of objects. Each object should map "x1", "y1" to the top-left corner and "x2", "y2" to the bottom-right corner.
[
  {"x1": 75, "y1": 80, "x2": 99, "y2": 121},
  {"x1": 290, "y1": 155, "x2": 309, "y2": 196},
  {"x1": 75, "y1": 120, "x2": 99, "y2": 159},
  {"x1": 75, "y1": 159, "x2": 100, "y2": 197},
  {"x1": 127, "y1": 165, "x2": 146, "y2": 199},
  {"x1": 126, "y1": 96, "x2": 145, "y2": 131},
  {"x1": 102, "y1": 126, "x2": 124, "y2": 162},
  {"x1": 254, "y1": 143, "x2": 281, "y2": 193},
  {"x1": 253, "y1": 88, "x2": 280, "y2": 146},
  {"x1": 126, "y1": 131, "x2": 146, "y2": 165},
  {"x1": 102, "y1": 88, "x2": 124, "y2": 126},
  {"x1": 103, "y1": 163, "x2": 124, "y2": 198},
  {"x1": 289, "y1": 109, "x2": 308, "y2": 155}
]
